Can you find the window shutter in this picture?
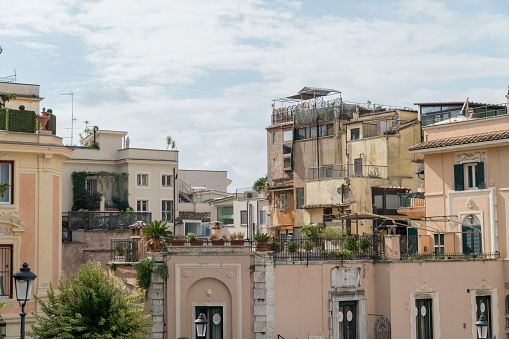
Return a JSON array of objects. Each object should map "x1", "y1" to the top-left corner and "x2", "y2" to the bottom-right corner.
[
  {"x1": 476, "y1": 162, "x2": 485, "y2": 189},
  {"x1": 454, "y1": 164, "x2": 464, "y2": 191}
]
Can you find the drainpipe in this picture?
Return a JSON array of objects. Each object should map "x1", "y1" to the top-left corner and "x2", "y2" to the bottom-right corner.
[
  {"x1": 173, "y1": 168, "x2": 177, "y2": 234},
  {"x1": 247, "y1": 201, "x2": 252, "y2": 240}
]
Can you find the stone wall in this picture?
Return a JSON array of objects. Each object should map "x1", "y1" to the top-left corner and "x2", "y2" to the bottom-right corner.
[{"x1": 253, "y1": 255, "x2": 275, "y2": 339}]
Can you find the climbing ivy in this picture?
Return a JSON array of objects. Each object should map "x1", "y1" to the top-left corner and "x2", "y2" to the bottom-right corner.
[
  {"x1": 71, "y1": 171, "x2": 130, "y2": 211},
  {"x1": 136, "y1": 258, "x2": 169, "y2": 297}
]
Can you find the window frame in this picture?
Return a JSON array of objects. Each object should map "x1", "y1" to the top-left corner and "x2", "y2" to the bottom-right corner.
[
  {"x1": 259, "y1": 210, "x2": 267, "y2": 225},
  {"x1": 0, "y1": 161, "x2": 13, "y2": 205},
  {"x1": 272, "y1": 131, "x2": 277, "y2": 145},
  {"x1": 283, "y1": 129, "x2": 292, "y2": 142},
  {"x1": 296, "y1": 188, "x2": 304, "y2": 209},
  {"x1": 161, "y1": 200, "x2": 173, "y2": 222},
  {"x1": 137, "y1": 200, "x2": 148, "y2": 212},
  {"x1": 86, "y1": 178, "x2": 98, "y2": 195},
  {"x1": 240, "y1": 210, "x2": 248, "y2": 225},
  {"x1": 350, "y1": 128, "x2": 360, "y2": 141},
  {"x1": 279, "y1": 193, "x2": 287, "y2": 211},
  {"x1": 137, "y1": 174, "x2": 149, "y2": 187},
  {"x1": 161, "y1": 174, "x2": 173, "y2": 187}
]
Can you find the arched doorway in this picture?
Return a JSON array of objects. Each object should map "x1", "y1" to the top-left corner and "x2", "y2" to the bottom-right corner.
[{"x1": 462, "y1": 214, "x2": 482, "y2": 254}]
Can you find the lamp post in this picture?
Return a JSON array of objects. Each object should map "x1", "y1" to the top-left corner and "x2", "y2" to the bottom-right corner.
[
  {"x1": 194, "y1": 313, "x2": 208, "y2": 339},
  {"x1": 13, "y1": 263, "x2": 37, "y2": 339},
  {"x1": 475, "y1": 315, "x2": 490, "y2": 339}
]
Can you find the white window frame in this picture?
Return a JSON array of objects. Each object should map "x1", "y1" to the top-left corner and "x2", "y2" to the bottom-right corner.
[
  {"x1": 86, "y1": 178, "x2": 98, "y2": 195},
  {"x1": 162, "y1": 200, "x2": 173, "y2": 222},
  {"x1": 240, "y1": 210, "x2": 248, "y2": 225},
  {"x1": 279, "y1": 193, "x2": 287, "y2": 211},
  {"x1": 161, "y1": 174, "x2": 173, "y2": 188},
  {"x1": 0, "y1": 162, "x2": 12, "y2": 205},
  {"x1": 137, "y1": 174, "x2": 149, "y2": 187},
  {"x1": 259, "y1": 210, "x2": 267, "y2": 225},
  {"x1": 465, "y1": 163, "x2": 477, "y2": 189},
  {"x1": 137, "y1": 200, "x2": 148, "y2": 212}
]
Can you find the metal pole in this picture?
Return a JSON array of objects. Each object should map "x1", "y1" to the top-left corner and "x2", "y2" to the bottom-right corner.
[{"x1": 20, "y1": 304, "x2": 26, "y2": 339}]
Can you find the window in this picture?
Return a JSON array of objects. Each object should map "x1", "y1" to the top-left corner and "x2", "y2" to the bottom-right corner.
[
  {"x1": 354, "y1": 158, "x2": 362, "y2": 175},
  {"x1": 137, "y1": 174, "x2": 148, "y2": 187},
  {"x1": 0, "y1": 245, "x2": 12, "y2": 298},
  {"x1": 217, "y1": 206, "x2": 233, "y2": 224},
  {"x1": 162, "y1": 200, "x2": 173, "y2": 222},
  {"x1": 162, "y1": 175, "x2": 173, "y2": 187},
  {"x1": 283, "y1": 157, "x2": 291, "y2": 169},
  {"x1": 240, "y1": 210, "x2": 248, "y2": 225},
  {"x1": 476, "y1": 296, "x2": 492, "y2": 338},
  {"x1": 416, "y1": 299, "x2": 433, "y2": 339},
  {"x1": 86, "y1": 178, "x2": 97, "y2": 195},
  {"x1": 296, "y1": 188, "x2": 304, "y2": 209},
  {"x1": 272, "y1": 131, "x2": 276, "y2": 144},
  {"x1": 351, "y1": 128, "x2": 360, "y2": 140},
  {"x1": 259, "y1": 210, "x2": 267, "y2": 225},
  {"x1": 0, "y1": 162, "x2": 12, "y2": 204},
  {"x1": 454, "y1": 162, "x2": 484, "y2": 191},
  {"x1": 338, "y1": 301, "x2": 357, "y2": 339},
  {"x1": 279, "y1": 193, "x2": 287, "y2": 211},
  {"x1": 371, "y1": 187, "x2": 407, "y2": 215},
  {"x1": 283, "y1": 129, "x2": 292, "y2": 141},
  {"x1": 137, "y1": 200, "x2": 148, "y2": 212},
  {"x1": 434, "y1": 234, "x2": 444, "y2": 254},
  {"x1": 282, "y1": 143, "x2": 292, "y2": 155}
]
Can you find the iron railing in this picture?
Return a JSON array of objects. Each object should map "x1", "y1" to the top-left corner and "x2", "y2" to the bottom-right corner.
[
  {"x1": 400, "y1": 251, "x2": 500, "y2": 260},
  {"x1": 308, "y1": 164, "x2": 388, "y2": 180},
  {"x1": 111, "y1": 238, "x2": 147, "y2": 263},
  {"x1": 68, "y1": 211, "x2": 152, "y2": 231}
]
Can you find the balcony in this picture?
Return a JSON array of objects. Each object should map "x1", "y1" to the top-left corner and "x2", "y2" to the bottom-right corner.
[
  {"x1": 0, "y1": 108, "x2": 56, "y2": 134},
  {"x1": 67, "y1": 211, "x2": 152, "y2": 231},
  {"x1": 308, "y1": 164, "x2": 387, "y2": 181},
  {"x1": 397, "y1": 192, "x2": 425, "y2": 218},
  {"x1": 268, "y1": 176, "x2": 294, "y2": 189}
]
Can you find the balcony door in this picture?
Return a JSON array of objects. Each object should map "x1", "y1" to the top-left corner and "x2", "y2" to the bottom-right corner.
[{"x1": 195, "y1": 306, "x2": 223, "y2": 339}]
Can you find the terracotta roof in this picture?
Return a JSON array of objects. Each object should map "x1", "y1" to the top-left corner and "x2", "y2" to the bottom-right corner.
[
  {"x1": 177, "y1": 211, "x2": 210, "y2": 222},
  {"x1": 301, "y1": 202, "x2": 348, "y2": 209},
  {"x1": 409, "y1": 130, "x2": 509, "y2": 151}
]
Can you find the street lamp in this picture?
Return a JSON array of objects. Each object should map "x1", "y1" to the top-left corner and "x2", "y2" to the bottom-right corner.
[
  {"x1": 13, "y1": 263, "x2": 37, "y2": 339},
  {"x1": 194, "y1": 313, "x2": 208, "y2": 338},
  {"x1": 475, "y1": 315, "x2": 489, "y2": 339}
]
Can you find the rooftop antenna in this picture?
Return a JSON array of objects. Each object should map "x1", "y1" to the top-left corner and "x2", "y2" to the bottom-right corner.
[{"x1": 61, "y1": 91, "x2": 75, "y2": 145}]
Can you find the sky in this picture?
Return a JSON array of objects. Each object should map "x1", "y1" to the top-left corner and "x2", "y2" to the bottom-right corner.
[{"x1": 1, "y1": 0, "x2": 509, "y2": 191}]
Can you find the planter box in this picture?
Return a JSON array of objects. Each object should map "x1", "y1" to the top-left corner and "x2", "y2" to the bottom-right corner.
[
  {"x1": 256, "y1": 242, "x2": 269, "y2": 251},
  {"x1": 190, "y1": 240, "x2": 204, "y2": 246},
  {"x1": 171, "y1": 240, "x2": 186, "y2": 246},
  {"x1": 231, "y1": 240, "x2": 245, "y2": 246},
  {"x1": 211, "y1": 240, "x2": 225, "y2": 246}
]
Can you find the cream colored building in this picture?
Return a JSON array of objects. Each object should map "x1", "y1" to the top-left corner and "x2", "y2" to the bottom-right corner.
[
  {"x1": 0, "y1": 129, "x2": 72, "y2": 338},
  {"x1": 0, "y1": 82, "x2": 43, "y2": 112}
]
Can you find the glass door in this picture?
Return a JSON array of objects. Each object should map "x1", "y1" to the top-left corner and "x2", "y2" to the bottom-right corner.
[
  {"x1": 196, "y1": 306, "x2": 223, "y2": 339},
  {"x1": 338, "y1": 301, "x2": 357, "y2": 339}
]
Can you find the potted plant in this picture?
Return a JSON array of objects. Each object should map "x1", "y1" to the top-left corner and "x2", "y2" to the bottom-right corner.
[
  {"x1": 171, "y1": 234, "x2": 186, "y2": 246},
  {"x1": 268, "y1": 239, "x2": 281, "y2": 252},
  {"x1": 186, "y1": 233, "x2": 204, "y2": 246},
  {"x1": 285, "y1": 239, "x2": 298, "y2": 254},
  {"x1": 142, "y1": 220, "x2": 172, "y2": 252},
  {"x1": 254, "y1": 233, "x2": 270, "y2": 251},
  {"x1": 210, "y1": 234, "x2": 225, "y2": 246},
  {"x1": 230, "y1": 232, "x2": 245, "y2": 246}
]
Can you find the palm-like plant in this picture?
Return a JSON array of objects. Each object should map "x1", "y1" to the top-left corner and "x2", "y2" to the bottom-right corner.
[
  {"x1": 142, "y1": 220, "x2": 173, "y2": 252},
  {"x1": 166, "y1": 136, "x2": 176, "y2": 150}
]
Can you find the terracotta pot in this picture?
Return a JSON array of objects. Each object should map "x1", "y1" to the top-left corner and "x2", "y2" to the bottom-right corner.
[
  {"x1": 190, "y1": 240, "x2": 204, "y2": 246},
  {"x1": 171, "y1": 240, "x2": 186, "y2": 246},
  {"x1": 231, "y1": 240, "x2": 245, "y2": 246},
  {"x1": 256, "y1": 242, "x2": 269, "y2": 252},
  {"x1": 211, "y1": 240, "x2": 225, "y2": 246}
]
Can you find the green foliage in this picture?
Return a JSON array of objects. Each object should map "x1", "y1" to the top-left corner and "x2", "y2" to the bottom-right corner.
[
  {"x1": 285, "y1": 240, "x2": 297, "y2": 253},
  {"x1": 28, "y1": 262, "x2": 151, "y2": 339},
  {"x1": 357, "y1": 237, "x2": 371, "y2": 252},
  {"x1": 18, "y1": 105, "x2": 25, "y2": 111},
  {"x1": 301, "y1": 239, "x2": 316, "y2": 251},
  {"x1": 107, "y1": 262, "x2": 117, "y2": 272},
  {"x1": 71, "y1": 171, "x2": 129, "y2": 211},
  {"x1": 299, "y1": 224, "x2": 319, "y2": 238},
  {"x1": 114, "y1": 243, "x2": 126, "y2": 256},
  {"x1": 252, "y1": 176, "x2": 267, "y2": 190},
  {"x1": 7, "y1": 109, "x2": 36, "y2": 133},
  {"x1": 0, "y1": 93, "x2": 16, "y2": 107},
  {"x1": 185, "y1": 232, "x2": 197, "y2": 242},
  {"x1": 142, "y1": 220, "x2": 172, "y2": 251},
  {"x1": 0, "y1": 182, "x2": 9, "y2": 198},
  {"x1": 343, "y1": 236, "x2": 358, "y2": 252},
  {"x1": 155, "y1": 264, "x2": 169, "y2": 280},
  {"x1": 166, "y1": 136, "x2": 177, "y2": 150},
  {"x1": 254, "y1": 233, "x2": 270, "y2": 242},
  {"x1": 330, "y1": 249, "x2": 354, "y2": 259},
  {"x1": 268, "y1": 240, "x2": 281, "y2": 252},
  {"x1": 136, "y1": 258, "x2": 155, "y2": 292},
  {"x1": 319, "y1": 226, "x2": 347, "y2": 239}
]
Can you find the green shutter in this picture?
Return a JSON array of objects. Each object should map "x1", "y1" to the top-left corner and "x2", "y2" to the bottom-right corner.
[
  {"x1": 454, "y1": 164, "x2": 464, "y2": 191},
  {"x1": 476, "y1": 162, "x2": 485, "y2": 189}
]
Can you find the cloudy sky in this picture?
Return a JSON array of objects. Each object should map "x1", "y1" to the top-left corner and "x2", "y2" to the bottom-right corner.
[{"x1": 1, "y1": 0, "x2": 508, "y2": 190}]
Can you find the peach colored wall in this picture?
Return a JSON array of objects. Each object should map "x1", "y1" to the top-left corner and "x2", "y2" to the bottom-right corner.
[
  {"x1": 166, "y1": 253, "x2": 254, "y2": 338},
  {"x1": 19, "y1": 174, "x2": 35, "y2": 268},
  {"x1": 424, "y1": 115, "x2": 509, "y2": 141},
  {"x1": 53, "y1": 175, "x2": 59, "y2": 286}
]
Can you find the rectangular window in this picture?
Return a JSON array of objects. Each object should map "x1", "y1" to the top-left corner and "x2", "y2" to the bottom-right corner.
[
  {"x1": 283, "y1": 129, "x2": 292, "y2": 141},
  {"x1": 272, "y1": 131, "x2": 276, "y2": 144},
  {"x1": 0, "y1": 245, "x2": 12, "y2": 298},
  {"x1": 86, "y1": 178, "x2": 97, "y2": 195},
  {"x1": 279, "y1": 193, "x2": 287, "y2": 211},
  {"x1": 476, "y1": 296, "x2": 492, "y2": 338},
  {"x1": 454, "y1": 162, "x2": 485, "y2": 191},
  {"x1": 0, "y1": 162, "x2": 12, "y2": 204},
  {"x1": 259, "y1": 210, "x2": 267, "y2": 225},
  {"x1": 282, "y1": 143, "x2": 292, "y2": 155},
  {"x1": 297, "y1": 128, "x2": 306, "y2": 140},
  {"x1": 466, "y1": 163, "x2": 477, "y2": 189},
  {"x1": 137, "y1": 200, "x2": 148, "y2": 212},
  {"x1": 217, "y1": 206, "x2": 233, "y2": 225},
  {"x1": 137, "y1": 174, "x2": 148, "y2": 187},
  {"x1": 162, "y1": 175, "x2": 173, "y2": 187},
  {"x1": 354, "y1": 158, "x2": 363, "y2": 175},
  {"x1": 162, "y1": 200, "x2": 173, "y2": 222},
  {"x1": 283, "y1": 157, "x2": 291, "y2": 169},
  {"x1": 434, "y1": 234, "x2": 444, "y2": 254},
  {"x1": 338, "y1": 301, "x2": 357, "y2": 339},
  {"x1": 351, "y1": 128, "x2": 360, "y2": 140},
  {"x1": 240, "y1": 210, "x2": 248, "y2": 225},
  {"x1": 416, "y1": 299, "x2": 433, "y2": 339},
  {"x1": 296, "y1": 188, "x2": 304, "y2": 209}
]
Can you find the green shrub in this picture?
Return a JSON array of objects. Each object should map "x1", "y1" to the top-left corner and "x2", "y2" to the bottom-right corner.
[
  {"x1": 268, "y1": 240, "x2": 281, "y2": 252},
  {"x1": 300, "y1": 224, "x2": 319, "y2": 238},
  {"x1": 285, "y1": 240, "x2": 297, "y2": 253},
  {"x1": 301, "y1": 239, "x2": 316, "y2": 251},
  {"x1": 343, "y1": 236, "x2": 358, "y2": 252},
  {"x1": 357, "y1": 237, "x2": 371, "y2": 252}
]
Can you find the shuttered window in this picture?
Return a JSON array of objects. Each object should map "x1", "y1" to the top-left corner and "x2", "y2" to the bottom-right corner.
[{"x1": 454, "y1": 162, "x2": 485, "y2": 191}]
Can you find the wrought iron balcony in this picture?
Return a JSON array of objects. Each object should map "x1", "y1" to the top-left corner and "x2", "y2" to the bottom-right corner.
[
  {"x1": 307, "y1": 164, "x2": 387, "y2": 180},
  {"x1": 67, "y1": 211, "x2": 152, "y2": 231}
]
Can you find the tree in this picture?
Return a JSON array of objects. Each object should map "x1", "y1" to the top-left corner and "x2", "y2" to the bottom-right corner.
[
  {"x1": 166, "y1": 135, "x2": 176, "y2": 150},
  {"x1": 253, "y1": 176, "x2": 267, "y2": 191},
  {"x1": 0, "y1": 93, "x2": 16, "y2": 108},
  {"x1": 29, "y1": 262, "x2": 151, "y2": 339}
]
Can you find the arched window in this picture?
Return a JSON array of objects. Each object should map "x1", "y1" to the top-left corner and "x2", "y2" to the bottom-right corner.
[{"x1": 462, "y1": 214, "x2": 481, "y2": 253}]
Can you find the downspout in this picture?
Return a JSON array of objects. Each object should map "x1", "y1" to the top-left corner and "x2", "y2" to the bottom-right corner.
[{"x1": 173, "y1": 167, "x2": 177, "y2": 234}]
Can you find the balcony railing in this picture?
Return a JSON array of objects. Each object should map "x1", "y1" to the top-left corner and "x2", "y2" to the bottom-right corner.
[
  {"x1": 111, "y1": 238, "x2": 147, "y2": 263},
  {"x1": 308, "y1": 164, "x2": 388, "y2": 180},
  {"x1": 400, "y1": 251, "x2": 500, "y2": 261},
  {"x1": 398, "y1": 192, "x2": 425, "y2": 208},
  {"x1": 67, "y1": 211, "x2": 152, "y2": 231}
]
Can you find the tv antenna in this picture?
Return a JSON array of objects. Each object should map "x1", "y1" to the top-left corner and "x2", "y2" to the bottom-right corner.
[{"x1": 61, "y1": 91, "x2": 76, "y2": 145}]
